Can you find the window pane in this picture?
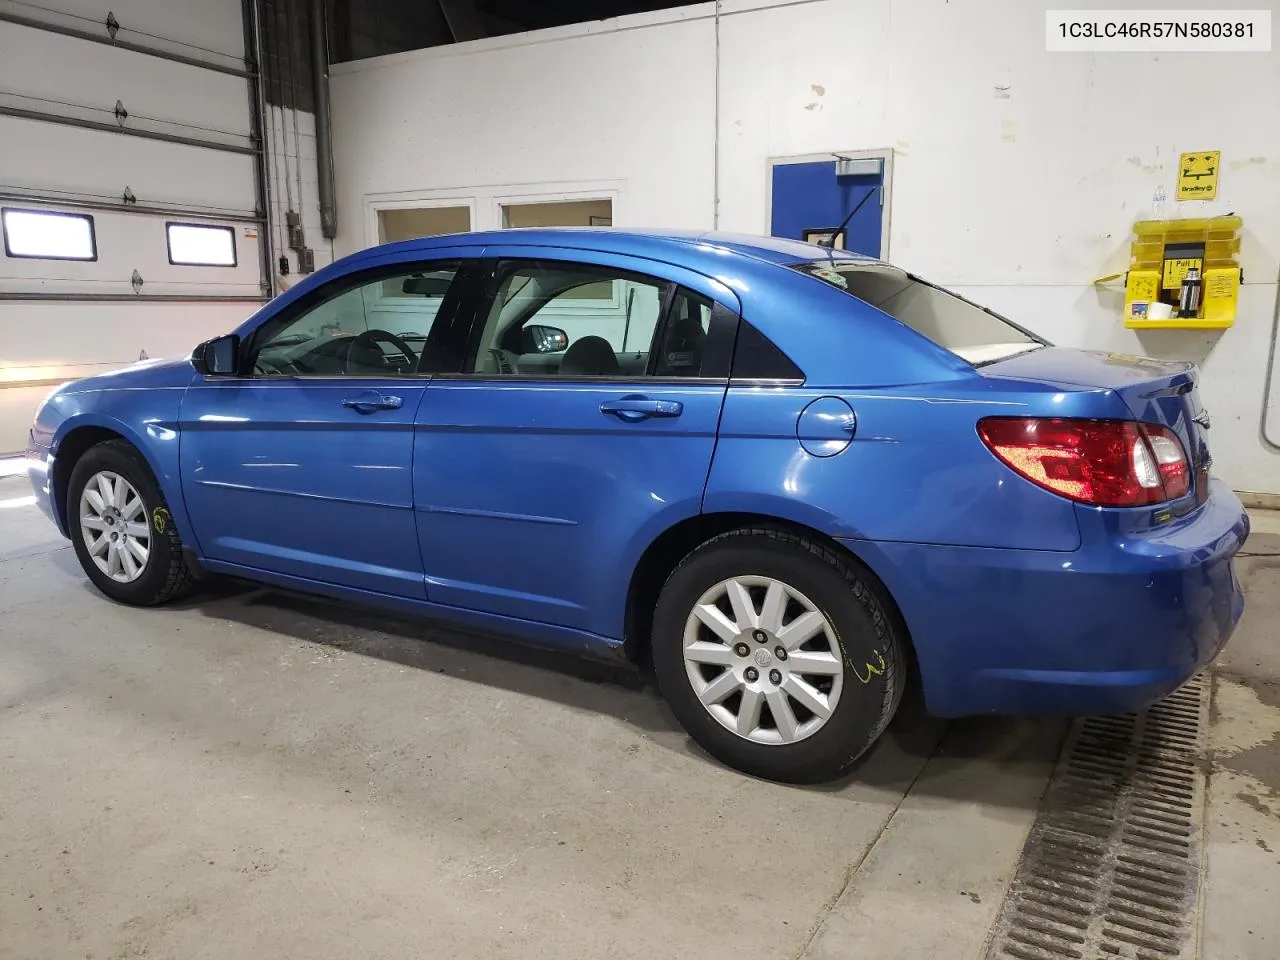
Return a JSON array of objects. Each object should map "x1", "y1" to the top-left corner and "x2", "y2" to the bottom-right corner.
[
  {"x1": 653, "y1": 289, "x2": 712, "y2": 377},
  {"x1": 251, "y1": 263, "x2": 461, "y2": 376},
  {"x1": 790, "y1": 261, "x2": 1041, "y2": 365},
  {"x1": 377, "y1": 206, "x2": 471, "y2": 243},
  {"x1": 167, "y1": 223, "x2": 236, "y2": 266},
  {"x1": 501, "y1": 199, "x2": 612, "y2": 229},
  {"x1": 500, "y1": 199, "x2": 613, "y2": 299},
  {"x1": 2, "y1": 208, "x2": 95, "y2": 260},
  {"x1": 470, "y1": 260, "x2": 665, "y2": 377}
]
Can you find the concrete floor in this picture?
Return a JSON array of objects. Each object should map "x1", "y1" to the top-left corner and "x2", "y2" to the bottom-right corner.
[{"x1": 2, "y1": 466, "x2": 1278, "y2": 959}]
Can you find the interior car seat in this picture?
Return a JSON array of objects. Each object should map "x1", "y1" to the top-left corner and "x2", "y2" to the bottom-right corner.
[
  {"x1": 655, "y1": 314, "x2": 706, "y2": 376},
  {"x1": 558, "y1": 335, "x2": 621, "y2": 376}
]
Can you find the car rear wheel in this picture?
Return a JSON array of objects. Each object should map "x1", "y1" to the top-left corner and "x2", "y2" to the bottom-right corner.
[
  {"x1": 652, "y1": 528, "x2": 906, "y2": 783},
  {"x1": 68, "y1": 440, "x2": 195, "y2": 606}
]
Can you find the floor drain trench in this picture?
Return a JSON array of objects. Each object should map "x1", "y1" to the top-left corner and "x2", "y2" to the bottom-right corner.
[{"x1": 984, "y1": 675, "x2": 1209, "y2": 960}]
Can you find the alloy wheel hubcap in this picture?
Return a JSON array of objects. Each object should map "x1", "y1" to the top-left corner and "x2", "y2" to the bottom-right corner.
[
  {"x1": 682, "y1": 576, "x2": 845, "y2": 745},
  {"x1": 79, "y1": 471, "x2": 151, "y2": 583}
]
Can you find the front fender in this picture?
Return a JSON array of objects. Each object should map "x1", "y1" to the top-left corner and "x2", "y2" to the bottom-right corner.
[{"x1": 47, "y1": 393, "x2": 195, "y2": 547}]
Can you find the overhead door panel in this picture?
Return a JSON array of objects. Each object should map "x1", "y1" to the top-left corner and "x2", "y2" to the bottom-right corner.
[
  {"x1": 2, "y1": 299, "x2": 262, "y2": 371},
  {"x1": 0, "y1": 204, "x2": 264, "y2": 296},
  {"x1": 0, "y1": 299, "x2": 260, "y2": 452},
  {"x1": 0, "y1": 116, "x2": 258, "y2": 210},
  {"x1": 0, "y1": 22, "x2": 252, "y2": 141},
  {"x1": 1, "y1": 0, "x2": 248, "y2": 70}
]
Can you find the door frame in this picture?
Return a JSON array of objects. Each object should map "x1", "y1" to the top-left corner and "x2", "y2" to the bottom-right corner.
[{"x1": 765, "y1": 148, "x2": 895, "y2": 260}]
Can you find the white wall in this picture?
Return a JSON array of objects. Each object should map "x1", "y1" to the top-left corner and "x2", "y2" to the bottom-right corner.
[
  {"x1": 327, "y1": 0, "x2": 1280, "y2": 493},
  {"x1": 329, "y1": 8, "x2": 717, "y2": 249}
]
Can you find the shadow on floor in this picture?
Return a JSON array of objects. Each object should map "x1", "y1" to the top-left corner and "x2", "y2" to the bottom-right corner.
[{"x1": 53, "y1": 564, "x2": 1055, "y2": 807}]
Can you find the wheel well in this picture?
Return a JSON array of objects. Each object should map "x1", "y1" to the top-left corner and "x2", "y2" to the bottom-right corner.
[
  {"x1": 622, "y1": 512, "x2": 915, "y2": 670},
  {"x1": 51, "y1": 426, "x2": 127, "y2": 528}
]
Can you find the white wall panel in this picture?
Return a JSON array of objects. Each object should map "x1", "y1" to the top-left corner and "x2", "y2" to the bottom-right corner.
[
  {"x1": 715, "y1": 0, "x2": 1280, "y2": 284},
  {"x1": 329, "y1": 14, "x2": 717, "y2": 254}
]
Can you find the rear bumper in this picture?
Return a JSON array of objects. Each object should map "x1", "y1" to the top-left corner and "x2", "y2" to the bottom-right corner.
[{"x1": 842, "y1": 479, "x2": 1249, "y2": 717}]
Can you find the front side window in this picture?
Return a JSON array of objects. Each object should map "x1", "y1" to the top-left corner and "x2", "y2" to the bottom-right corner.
[
  {"x1": 249, "y1": 262, "x2": 463, "y2": 376},
  {"x1": 791, "y1": 261, "x2": 1046, "y2": 366}
]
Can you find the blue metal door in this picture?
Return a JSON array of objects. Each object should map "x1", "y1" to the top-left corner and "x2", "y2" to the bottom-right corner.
[
  {"x1": 770, "y1": 157, "x2": 885, "y2": 257},
  {"x1": 177, "y1": 254, "x2": 478, "y2": 600},
  {"x1": 180, "y1": 378, "x2": 429, "y2": 599}
]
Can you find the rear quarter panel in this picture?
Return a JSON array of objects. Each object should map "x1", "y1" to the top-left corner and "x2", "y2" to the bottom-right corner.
[{"x1": 704, "y1": 376, "x2": 1140, "y2": 551}]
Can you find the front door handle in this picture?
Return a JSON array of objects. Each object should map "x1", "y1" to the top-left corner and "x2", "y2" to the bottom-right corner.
[
  {"x1": 599, "y1": 395, "x2": 684, "y2": 422},
  {"x1": 342, "y1": 391, "x2": 403, "y2": 413}
]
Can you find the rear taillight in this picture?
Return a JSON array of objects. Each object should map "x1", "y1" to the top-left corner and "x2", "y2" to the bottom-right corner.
[{"x1": 977, "y1": 418, "x2": 1190, "y2": 507}]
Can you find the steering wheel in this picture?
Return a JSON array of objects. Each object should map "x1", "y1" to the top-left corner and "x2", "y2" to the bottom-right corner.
[
  {"x1": 345, "y1": 329, "x2": 418, "y2": 374},
  {"x1": 254, "y1": 355, "x2": 289, "y2": 375}
]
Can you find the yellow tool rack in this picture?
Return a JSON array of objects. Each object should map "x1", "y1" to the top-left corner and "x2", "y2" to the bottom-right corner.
[{"x1": 1119, "y1": 216, "x2": 1242, "y2": 329}]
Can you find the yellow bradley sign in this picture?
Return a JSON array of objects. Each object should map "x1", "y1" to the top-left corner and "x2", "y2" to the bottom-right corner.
[{"x1": 1176, "y1": 151, "x2": 1219, "y2": 201}]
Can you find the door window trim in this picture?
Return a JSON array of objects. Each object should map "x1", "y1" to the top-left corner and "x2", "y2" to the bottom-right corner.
[{"x1": 442, "y1": 256, "x2": 738, "y2": 384}]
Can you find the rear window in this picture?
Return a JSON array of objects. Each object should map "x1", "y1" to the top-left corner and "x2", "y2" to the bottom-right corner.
[{"x1": 790, "y1": 261, "x2": 1046, "y2": 366}]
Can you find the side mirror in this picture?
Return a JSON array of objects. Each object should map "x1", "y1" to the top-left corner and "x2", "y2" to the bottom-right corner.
[
  {"x1": 192, "y1": 333, "x2": 241, "y2": 376},
  {"x1": 521, "y1": 324, "x2": 568, "y2": 354}
]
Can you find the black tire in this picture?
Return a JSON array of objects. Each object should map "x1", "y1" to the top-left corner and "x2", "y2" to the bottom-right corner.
[
  {"x1": 67, "y1": 439, "x2": 195, "y2": 606},
  {"x1": 651, "y1": 527, "x2": 906, "y2": 784}
]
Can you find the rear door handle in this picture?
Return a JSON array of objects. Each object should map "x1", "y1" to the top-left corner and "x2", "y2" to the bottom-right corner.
[
  {"x1": 342, "y1": 391, "x2": 403, "y2": 413},
  {"x1": 599, "y1": 395, "x2": 684, "y2": 422}
]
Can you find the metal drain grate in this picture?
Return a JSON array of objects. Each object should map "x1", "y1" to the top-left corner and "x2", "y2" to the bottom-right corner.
[{"x1": 984, "y1": 676, "x2": 1209, "y2": 960}]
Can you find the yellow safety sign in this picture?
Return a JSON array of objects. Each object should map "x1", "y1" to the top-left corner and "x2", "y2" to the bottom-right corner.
[{"x1": 1176, "y1": 151, "x2": 1219, "y2": 201}]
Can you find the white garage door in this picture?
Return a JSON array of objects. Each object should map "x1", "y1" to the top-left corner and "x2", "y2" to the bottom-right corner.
[{"x1": 0, "y1": 0, "x2": 271, "y2": 453}]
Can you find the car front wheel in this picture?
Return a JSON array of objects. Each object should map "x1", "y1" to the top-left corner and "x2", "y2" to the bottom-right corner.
[
  {"x1": 652, "y1": 528, "x2": 906, "y2": 783},
  {"x1": 68, "y1": 439, "x2": 195, "y2": 606}
]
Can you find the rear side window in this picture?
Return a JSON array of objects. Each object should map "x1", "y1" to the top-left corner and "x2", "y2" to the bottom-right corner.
[
  {"x1": 790, "y1": 261, "x2": 1046, "y2": 366},
  {"x1": 731, "y1": 321, "x2": 804, "y2": 383},
  {"x1": 465, "y1": 259, "x2": 735, "y2": 380}
]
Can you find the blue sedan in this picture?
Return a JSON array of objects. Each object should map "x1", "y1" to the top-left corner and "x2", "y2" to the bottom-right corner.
[{"x1": 25, "y1": 228, "x2": 1248, "y2": 783}]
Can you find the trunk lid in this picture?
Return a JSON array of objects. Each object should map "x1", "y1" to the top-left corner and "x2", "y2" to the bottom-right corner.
[{"x1": 979, "y1": 347, "x2": 1212, "y2": 505}]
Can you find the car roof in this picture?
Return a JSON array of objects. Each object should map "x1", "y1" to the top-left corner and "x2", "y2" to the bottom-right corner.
[{"x1": 343, "y1": 227, "x2": 877, "y2": 270}]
